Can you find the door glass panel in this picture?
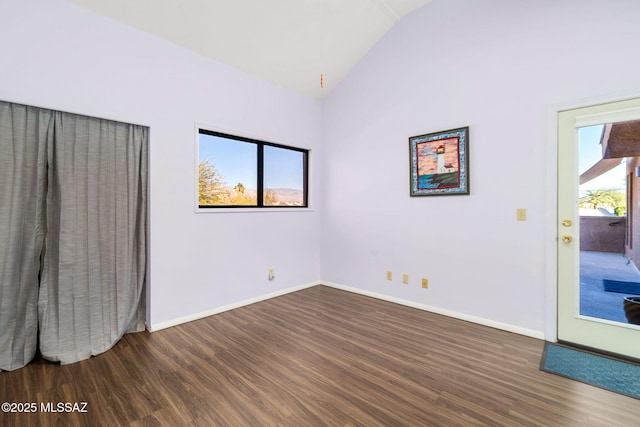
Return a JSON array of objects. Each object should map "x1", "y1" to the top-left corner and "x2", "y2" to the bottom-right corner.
[{"x1": 578, "y1": 121, "x2": 640, "y2": 326}]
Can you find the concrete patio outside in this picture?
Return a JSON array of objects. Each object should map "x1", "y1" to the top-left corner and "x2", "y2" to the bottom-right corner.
[{"x1": 580, "y1": 250, "x2": 640, "y2": 323}]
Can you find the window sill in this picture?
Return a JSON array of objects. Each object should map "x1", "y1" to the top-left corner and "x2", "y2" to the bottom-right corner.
[{"x1": 195, "y1": 207, "x2": 314, "y2": 214}]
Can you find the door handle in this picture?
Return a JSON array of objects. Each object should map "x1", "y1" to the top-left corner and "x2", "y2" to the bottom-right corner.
[
  {"x1": 562, "y1": 219, "x2": 572, "y2": 227},
  {"x1": 562, "y1": 235, "x2": 573, "y2": 243}
]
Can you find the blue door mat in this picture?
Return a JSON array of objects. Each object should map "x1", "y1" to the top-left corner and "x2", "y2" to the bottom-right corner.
[
  {"x1": 602, "y1": 279, "x2": 640, "y2": 294},
  {"x1": 541, "y1": 343, "x2": 640, "y2": 399}
]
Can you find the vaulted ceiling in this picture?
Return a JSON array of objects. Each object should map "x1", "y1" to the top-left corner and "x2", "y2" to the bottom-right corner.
[{"x1": 67, "y1": 0, "x2": 432, "y2": 98}]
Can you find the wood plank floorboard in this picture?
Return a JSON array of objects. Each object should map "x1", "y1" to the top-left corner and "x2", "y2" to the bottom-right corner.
[{"x1": 1, "y1": 285, "x2": 638, "y2": 426}]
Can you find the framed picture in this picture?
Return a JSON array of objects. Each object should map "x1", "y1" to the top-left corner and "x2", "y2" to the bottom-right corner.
[{"x1": 409, "y1": 126, "x2": 469, "y2": 196}]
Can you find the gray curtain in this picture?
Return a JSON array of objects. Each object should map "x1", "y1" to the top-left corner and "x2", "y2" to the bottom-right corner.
[
  {"x1": 0, "y1": 101, "x2": 147, "y2": 370},
  {"x1": 0, "y1": 102, "x2": 53, "y2": 371},
  {"x1": 39, "y1": 112, "x2": 148, "y2": 365}
]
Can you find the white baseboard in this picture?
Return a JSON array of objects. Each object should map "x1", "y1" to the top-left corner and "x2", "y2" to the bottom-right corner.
[
  {"x1": 147, "y1": 281, "x2": 321, "y2": 332},
  {"x1": 321, "y1": 281, "x2": 546, "y2": 340},
  {"x1": 147, "y1": 280, "x2": 545, "y2": 340}
]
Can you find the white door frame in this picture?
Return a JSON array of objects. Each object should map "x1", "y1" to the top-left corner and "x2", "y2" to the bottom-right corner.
[{"x1": 545, "y1": 89, "x2": 640, "y2": 343}]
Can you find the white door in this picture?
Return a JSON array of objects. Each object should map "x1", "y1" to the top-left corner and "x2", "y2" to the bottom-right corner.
[{"x1": 558, "y1": 97, "x2": 640, "y2": 360}]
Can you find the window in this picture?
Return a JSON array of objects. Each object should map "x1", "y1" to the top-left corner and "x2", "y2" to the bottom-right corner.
[{"x1": 198, "y1": 129, "x2": 309, "y2": 208}]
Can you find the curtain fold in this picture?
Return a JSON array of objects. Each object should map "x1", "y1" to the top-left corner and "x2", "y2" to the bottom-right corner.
[
  {"x1": 0, "y1": 102, "x2": 53, "y2": 371},
  {"x1": 38, "y1": 112, "x2": 147, "y2": 365}
]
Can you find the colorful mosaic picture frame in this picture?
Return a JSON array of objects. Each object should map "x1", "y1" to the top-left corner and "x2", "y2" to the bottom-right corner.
[{"x1": 409, "y1": 127, "x2": 469, "y2": 196}]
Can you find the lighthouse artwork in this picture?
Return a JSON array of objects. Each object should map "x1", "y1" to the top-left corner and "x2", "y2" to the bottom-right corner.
[
  {"x1": 436, "y1": 144, "x2": 456, "y2": 174},
  {"x1": 409, "y1": 127, "x2": 469, "y2": 196}
]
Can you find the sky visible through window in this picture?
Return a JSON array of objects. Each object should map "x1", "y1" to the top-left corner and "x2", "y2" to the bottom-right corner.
[
  {"x1": 199, "y1": 133, "x2": 256, "y2": 189},
  {"x1": 199, "y1": 133, "x2": 303, "y2": 191},
  {"x1": 264, "y1": 145, "x2": 304, "y2": 190}
]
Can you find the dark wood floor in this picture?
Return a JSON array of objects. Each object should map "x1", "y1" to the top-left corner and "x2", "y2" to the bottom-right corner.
[{"x1": 1, "y1": 285, "x2": 638, "y2": 426}]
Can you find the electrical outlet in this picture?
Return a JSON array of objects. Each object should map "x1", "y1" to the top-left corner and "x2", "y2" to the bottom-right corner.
[
  {"x1": 516, "y1": 208, "x2": 526, "y2": 221},
  {"x1": 386, "y1": 271, "x2": 392, "y2": 281},
  {"x1": 268, "y1": 268, "x2": 275, "y2": 281},
  {"x1": 402, "y1": 274, "x2": 409, "y2": 284},
  {"x1": 422, "y1": 278, "x2": 429, "y2": 288}
]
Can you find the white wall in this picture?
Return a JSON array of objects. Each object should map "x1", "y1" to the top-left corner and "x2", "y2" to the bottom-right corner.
[
  {"x1": 0, "y1": 0, "x2": 322, "y2": 329},
  {"x1": 321, "y1": 0, "x2": 640, "y2": 337},
  {"x1": 5, "y1": 0, "x2": 640, "y2": 339}
]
